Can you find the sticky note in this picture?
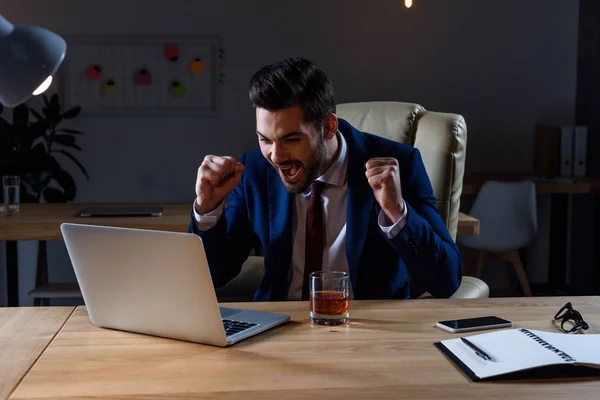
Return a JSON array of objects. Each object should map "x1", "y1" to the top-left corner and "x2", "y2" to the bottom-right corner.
[
  {"x1": 103, "y1": 79, "x2": 116, "y2": 95},
  {"x1": 133, "y1": 68, "x2": 152, "y2": 85},
  {"x1": 165, "y1": 44, "x2": 179, "y2": 61},
  {"x1": 170, "y1": 81, "x2": 185, "y2": 98},
  {"x1": 86, "y1": 65, "x2": 101, "y2": 80},
  {"x1": 189, "y1": 58, "x2": 205, "y2": 76}
]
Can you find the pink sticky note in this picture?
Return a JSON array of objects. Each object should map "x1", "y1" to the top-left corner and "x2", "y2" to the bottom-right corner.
[{"x1": 133, "y1": 69, "x2": 152, "y2": 85}]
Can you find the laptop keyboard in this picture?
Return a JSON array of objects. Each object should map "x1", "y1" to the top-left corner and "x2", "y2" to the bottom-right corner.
[{"x1": 222, "y1": 319, "x2": 257, "y2": 337}]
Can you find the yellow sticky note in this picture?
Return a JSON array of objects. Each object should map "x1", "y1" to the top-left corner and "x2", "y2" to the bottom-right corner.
[{"x1": 103, "y1": 80, "x2": 116, "y2": 95}]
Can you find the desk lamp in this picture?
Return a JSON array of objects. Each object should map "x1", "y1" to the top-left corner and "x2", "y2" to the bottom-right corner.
[{"x1": 0, "y1": 14, "x2": 66, "y2": 107}]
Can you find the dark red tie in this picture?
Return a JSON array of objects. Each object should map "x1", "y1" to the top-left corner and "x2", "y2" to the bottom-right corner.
[{"x1": 302, "y1": 181, "x2": 326, "y2": 300}]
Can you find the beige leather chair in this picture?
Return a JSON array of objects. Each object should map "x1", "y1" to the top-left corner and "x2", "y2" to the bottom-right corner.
[{"x1": 217, "y1": 101, "x2": 489, "y2": 301}]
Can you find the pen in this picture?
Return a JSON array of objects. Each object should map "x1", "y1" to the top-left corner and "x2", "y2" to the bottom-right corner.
[{"x1": 460, "y1": 337, "x2": 494, "y2": 362}]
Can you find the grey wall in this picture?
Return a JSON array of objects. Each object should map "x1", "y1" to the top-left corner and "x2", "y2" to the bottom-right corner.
[{"x1": 0, "y1": 0, "x2": 580, "y2": 305}]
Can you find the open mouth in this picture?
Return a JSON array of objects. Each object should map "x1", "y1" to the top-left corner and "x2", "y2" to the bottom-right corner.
[{"x1": 278, "y1": 163, "x2": 303, "y2": 183}]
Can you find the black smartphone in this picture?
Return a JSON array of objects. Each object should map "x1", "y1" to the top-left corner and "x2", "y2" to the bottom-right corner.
[{"x1": 436, "y1": 316, "x2": 512, "y2": 333}]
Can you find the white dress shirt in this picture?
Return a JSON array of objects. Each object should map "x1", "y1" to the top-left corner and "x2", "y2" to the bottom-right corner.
[{"x1": 193, "y1": 131, "x2": 407, "y2": 300}]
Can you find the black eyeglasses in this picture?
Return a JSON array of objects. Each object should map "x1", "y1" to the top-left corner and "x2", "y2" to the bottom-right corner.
[{"x1": 554, "y1": 302, "x2": 589, "y2": 333}]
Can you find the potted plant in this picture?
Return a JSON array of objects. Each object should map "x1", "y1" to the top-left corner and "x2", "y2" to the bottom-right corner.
[{"x1": 0, "y1": 93, "x2": 89, "y2": 204}]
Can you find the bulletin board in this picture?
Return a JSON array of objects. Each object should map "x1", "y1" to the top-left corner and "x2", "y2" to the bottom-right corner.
[{"x1": 60, "y1": 35, "x2": 225, "y2": 116}]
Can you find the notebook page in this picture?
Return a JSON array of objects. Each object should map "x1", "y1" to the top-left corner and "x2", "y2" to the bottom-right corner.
[
  {"x1": 440, "y1": 329, "x2": 572, "y2": 379},
  {"x1": 530, "y1": 329, "x2": 600, "y2": 366}
]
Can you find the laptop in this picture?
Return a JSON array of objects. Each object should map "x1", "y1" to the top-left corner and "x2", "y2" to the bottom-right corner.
[
  {"x1": 60, "y1": 223, "x2": 290, "y2": 347},
  {"x1": 78, "y1": 206, "x2": 163, "y2": 217}
]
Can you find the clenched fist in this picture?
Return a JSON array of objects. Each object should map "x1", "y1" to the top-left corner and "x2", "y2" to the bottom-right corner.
[
  {"x1": 365, "y1": 157, "x2": 405, "y2": 223},
  {"x1": 195, "y1": 155, "x2": 244, "y2": 215}
]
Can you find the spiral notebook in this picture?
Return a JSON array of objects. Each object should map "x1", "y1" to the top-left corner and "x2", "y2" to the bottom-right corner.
[{"x1": 434, "y1": 328, "x2": 600, "y2": 381}]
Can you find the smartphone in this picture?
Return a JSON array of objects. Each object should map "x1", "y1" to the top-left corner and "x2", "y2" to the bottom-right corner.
[{"x1": 435, "y1": 316, "x2": 512, "y2": 333}]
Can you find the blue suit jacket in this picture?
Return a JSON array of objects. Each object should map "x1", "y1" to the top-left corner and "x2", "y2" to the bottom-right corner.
[{"x1": 189, "y1": 119, "x2": 463, "y2": 301}]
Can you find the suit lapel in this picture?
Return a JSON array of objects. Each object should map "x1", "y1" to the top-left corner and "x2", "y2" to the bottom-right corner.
[
  {"x1": 267, "y1": 166, "x2": 293, "y2": 300},
  {"x1": 343, "y1": 123, "x2": 375, "y2": 291}
]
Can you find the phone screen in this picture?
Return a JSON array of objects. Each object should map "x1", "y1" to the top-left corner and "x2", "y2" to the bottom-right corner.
[{"x1": 439, "y1": 316, "x2": 511, "y2": 329}]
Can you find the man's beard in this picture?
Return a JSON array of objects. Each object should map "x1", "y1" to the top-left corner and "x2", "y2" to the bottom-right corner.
[{"x1": 280, "y1": 137, "x2": 327, "y2": 194}]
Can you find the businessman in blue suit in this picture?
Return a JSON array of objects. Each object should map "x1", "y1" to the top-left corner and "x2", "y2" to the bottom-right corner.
[{"x1": 189, "y1": 57, "x2": 462, "y2": 301}]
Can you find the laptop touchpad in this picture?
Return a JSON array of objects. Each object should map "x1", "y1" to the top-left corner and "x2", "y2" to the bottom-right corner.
[{"x1": 219, "y1": 307, "x2": 243, "y2": 319}]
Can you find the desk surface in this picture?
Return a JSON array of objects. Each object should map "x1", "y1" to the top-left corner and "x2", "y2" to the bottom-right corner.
[
  {"x1": 463, "y1": 173, "x2": 600, "y2": 195},
  {"x1": 0, "y1": 203, "x2": 479, "y2": 241},
  {"x1": 9, "y1": 297, "x2": 600, "y2": 399},
  {"x1": 0, "y1": 307, "x2": 74, "y2": 400}
]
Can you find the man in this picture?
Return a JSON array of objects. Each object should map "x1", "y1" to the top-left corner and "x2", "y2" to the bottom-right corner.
[{"x1": 189, "y1": 57, "x2": 462, "y2": 301}]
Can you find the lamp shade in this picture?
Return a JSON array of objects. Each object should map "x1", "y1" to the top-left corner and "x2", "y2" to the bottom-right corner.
[{"x1": 0, "y1": 14, "x2": 66, "y2": 107}]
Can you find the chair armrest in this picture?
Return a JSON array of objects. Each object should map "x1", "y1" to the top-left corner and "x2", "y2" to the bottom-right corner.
[
  {"x1": 450, "y1": 276, "x2": 489, "y2": 299},
  {"x1": 418, "y1": 276, "x2": 489, "y2": 299}
]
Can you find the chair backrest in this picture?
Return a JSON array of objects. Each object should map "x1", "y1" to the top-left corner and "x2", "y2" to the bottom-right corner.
[
  {"x1": 336, "y1": 101, "x2": 467, "y2": 240},
  {"x1": 467, "y1": 180, "x2": 538, "y2": 250}
]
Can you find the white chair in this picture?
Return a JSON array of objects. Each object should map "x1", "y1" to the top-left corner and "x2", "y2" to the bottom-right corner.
[{"x1": 458, "y1": 181, "x2": 537, "y2": 296}]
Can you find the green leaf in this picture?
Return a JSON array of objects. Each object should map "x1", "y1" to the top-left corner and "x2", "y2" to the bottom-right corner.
[
  {"x1": 0, "y1": 117, "x2": 10, "y2": 134},
  {"x1": 12, "y1": 105, "x2": 29, "y2": 125},
  {"x1": 50, "y1": 94, "x2": 59, "y2": 111},
  {"x1": 42, "y1": 94, "x2": 61, "y2": 124},
  {"x1": 54, "y1": 169, "x2": 76, "y2": 201},
  {"x1": 37, "y1": 174, "x2": 53, "y2": 192},
  {"x1": 20, "y1": 189, "x2": 37, "y2": 203},
  {"x1": 52, "y1": 149, "x2": 89, "y2": 180},
  {"x1": 17, "y1": 143, "x2": 47, "y2": 174},
  {"x1": 43, "y1": 155, "x2": 61, "y2": 174},
  {"x1": 28, "y1": 107, "x2": 45, "y2": 121},
  {"x1": 42, "y1": 107, "x2": 61, "y2": 124},
  {"x1": 62, "y1": 106, "x2": 81, "y2": 119},
  {"x1": 25, "y1": 121, "x2": 48, "y2": 141},
  {"x1": 43, "y1": 187, "x2": 67, "y2": 203},
  {"x1": 53, "y1": 134, "x2": 81, "y2": 150},
  {"x1": 59, "y1": 128, "x2": 85, "y2": 135}
]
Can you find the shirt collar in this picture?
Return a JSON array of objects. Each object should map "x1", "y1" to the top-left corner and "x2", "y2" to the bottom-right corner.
[{"x1": 301, "y1": 131, "x2": 348, "y2": 196}]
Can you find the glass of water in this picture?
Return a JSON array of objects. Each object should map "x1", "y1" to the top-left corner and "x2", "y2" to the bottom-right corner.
[{"x1": 2, "y1": 175, "x2": 20, "y2": 216}]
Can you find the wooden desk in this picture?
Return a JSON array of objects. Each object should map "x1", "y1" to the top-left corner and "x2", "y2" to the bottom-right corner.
[
  {"x1": 0, "y1": 203, "x2": 481, "y2": 240},
  {"x1": 0, "y1": 203, "x2": 194, "y2": 241},
  {"x1": 0, "y1": 203, "x2": 480, "y2": 307},
  {"x1": 462, "y1": 173, "x2": 600, "y2": 195},
  {"x1": 8, "y1": 297, "x2": 600, "y2": 399},
  {"x1": 0, "y1": 307, "x2": 74, "y2": 399}
]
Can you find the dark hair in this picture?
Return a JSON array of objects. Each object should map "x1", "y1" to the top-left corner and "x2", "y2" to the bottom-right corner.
[{"x1": 249, "y1": 57, "x2": 335, "y2": 129}]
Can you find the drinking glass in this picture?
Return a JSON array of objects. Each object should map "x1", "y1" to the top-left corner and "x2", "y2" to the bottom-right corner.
[
  {"x1": 2, "y1": 176, "x2": 20, "y2": 216},
  {"x1": 309, "y1": 271, "x2": 350, "y2": 325}
]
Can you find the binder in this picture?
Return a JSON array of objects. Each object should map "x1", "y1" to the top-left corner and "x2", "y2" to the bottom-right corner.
[
  {"x1": 434, "y1": 328, "x2": 600, "y2": 381},
  {"x1": 560, "y1": 126, "x2": 574, "y2": 177},
  {"x1": 534, "y1": 125, "x2": 561, "y2": 177},
  {"x1": 573, "y1": 126, "x2": 588, "y2": 177}
]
